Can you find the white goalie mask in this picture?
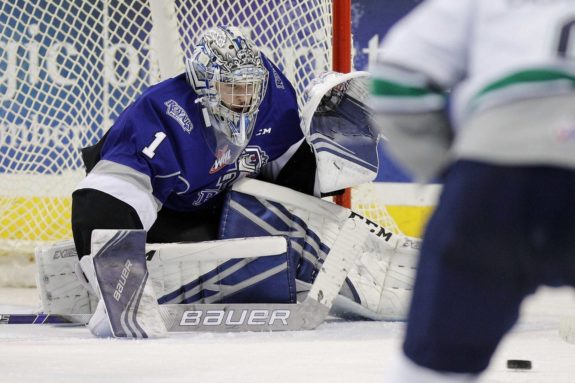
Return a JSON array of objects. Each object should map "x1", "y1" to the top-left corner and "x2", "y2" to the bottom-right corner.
[{"x1": 186, "y1": 26, "x2": 269, "y2": 165}]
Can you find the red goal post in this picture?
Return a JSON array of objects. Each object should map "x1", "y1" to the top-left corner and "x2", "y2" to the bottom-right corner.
[{"x1": 332, "y1": 0, "x2": 353, "y2": 208}]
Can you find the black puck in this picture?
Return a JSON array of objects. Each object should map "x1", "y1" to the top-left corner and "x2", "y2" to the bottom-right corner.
[{"x1": 507, "y1": 359, "x2": 532, "y2": 370}]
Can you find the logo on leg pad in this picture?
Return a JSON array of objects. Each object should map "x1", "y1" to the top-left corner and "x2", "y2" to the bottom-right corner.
[{"x1": 113, "y1": 259, "x2": 133, "y2": 302}]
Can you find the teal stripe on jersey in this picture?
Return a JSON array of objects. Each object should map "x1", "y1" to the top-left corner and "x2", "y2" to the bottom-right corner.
[
  {"x1": 476, "y1": 69, "x2": 575, "y2": 99},
  {"x1": 370, "y1": 77, "x2": 446, "y2": 113},
  {"x1": 466, "y1": 69, "x2": 575, "y2": 118},
  {"x1": 371, "y1": 78, "x2": 434, "y2": 97}
]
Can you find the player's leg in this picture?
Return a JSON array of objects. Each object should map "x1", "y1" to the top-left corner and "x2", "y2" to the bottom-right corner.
[
  {"x1": 145, "y1": 236, "x2": 297, "y2": 305},
  {"x1": 526, "y1": 166, "x2": 575, "y2": 288},
  {"x1": 41, "y1": 178, "x2": 409, "y2": 321},
  {"x1": 390, "y1": 161, "x2": 540, "y2": 380},
  {"x1": 146, "y1": 200, "x2": 222, "y2": 243},
  {"x1": 78, "y1": 231, "x2": 297, "y2": 337}
]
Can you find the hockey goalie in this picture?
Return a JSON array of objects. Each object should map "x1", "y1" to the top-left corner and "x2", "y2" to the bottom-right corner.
[
  {"x1": 43, "y1": 177, "x2": 419, "y2": 337},
  {"x1": 36, "y1": 27, "x2": 420, "y2": 337}
]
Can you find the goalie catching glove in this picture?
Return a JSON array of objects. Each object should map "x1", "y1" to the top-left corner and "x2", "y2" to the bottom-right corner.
[{"x1": 302, "y1": 71, "x2": 380, "y2": 193}]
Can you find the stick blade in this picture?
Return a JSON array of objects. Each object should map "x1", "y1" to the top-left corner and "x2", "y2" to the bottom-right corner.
[{"x1": 160, "y1": 298, "x2": 329, "y2": 332}]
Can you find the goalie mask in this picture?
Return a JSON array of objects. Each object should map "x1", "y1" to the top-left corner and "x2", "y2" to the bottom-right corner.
[{"x1": 186, "y1": 26, "x2": 269, "y2": 165}]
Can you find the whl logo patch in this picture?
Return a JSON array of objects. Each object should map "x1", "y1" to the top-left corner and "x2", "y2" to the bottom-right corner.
[
  {"x1": 165, "y1": 100, "x2": 193, "y2": 133},
  {"x1": 210, "y1": 145, "x2": 232, "y2": 174}
]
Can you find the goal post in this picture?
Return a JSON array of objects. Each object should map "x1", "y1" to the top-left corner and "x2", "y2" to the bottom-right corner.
[{"x1": 332, "y1": 0, "x2": 353, "y2": 209}]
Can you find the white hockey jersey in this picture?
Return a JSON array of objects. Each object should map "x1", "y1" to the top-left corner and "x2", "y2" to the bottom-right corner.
[{"x1": 372, "y1": 0, "x2": 575, "y2": 168}]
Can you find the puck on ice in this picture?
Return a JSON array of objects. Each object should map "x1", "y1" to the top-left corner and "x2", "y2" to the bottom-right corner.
[{"x1": 507, "y1": 359, "x2": 532, "y2": 370}]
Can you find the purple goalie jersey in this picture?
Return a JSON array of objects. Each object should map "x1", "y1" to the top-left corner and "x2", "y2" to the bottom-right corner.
[{"x1": 87, "y1": 57, "x2": 302, "y2": 218}]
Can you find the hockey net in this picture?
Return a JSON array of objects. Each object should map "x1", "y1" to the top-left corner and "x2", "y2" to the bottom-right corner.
[{"x1": 0, "y1": 0, "x2": 400, "y2": 286}]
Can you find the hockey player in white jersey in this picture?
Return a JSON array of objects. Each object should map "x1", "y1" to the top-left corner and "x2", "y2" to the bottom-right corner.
[{"x1": 370, "y1": 0, "x2": 575, "y2": 381}]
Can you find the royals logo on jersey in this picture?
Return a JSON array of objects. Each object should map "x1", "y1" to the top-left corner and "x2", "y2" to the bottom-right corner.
[
  {"x1": 165, "y1": 100, "x2": 193, "y2": 133},
  {"x1": 238, "y1": 146, "x2": 269, "y2": 174},
  {"x1": 271, "y1": 67, "x2": 285, "y2": 90}
]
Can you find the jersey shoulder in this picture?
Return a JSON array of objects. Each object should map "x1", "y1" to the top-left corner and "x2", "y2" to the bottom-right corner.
[
  {"x1": 252, "y1": 58, "x2": 302, "y2": 158},
  {"x1": 99, "y1": 74, "x2": 203, "y2": 172},
  {"x1": 261, "y1": 55, "x2": 298, "y2": 103},
  {"x1": 111, "y1": 74, "x2": 201, "y2": 138}
]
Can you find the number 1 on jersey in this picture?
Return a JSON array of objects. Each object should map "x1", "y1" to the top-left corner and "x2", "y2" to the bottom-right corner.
[{"x1": 143, "y1": 132, "x2": 167, "y2": 159}]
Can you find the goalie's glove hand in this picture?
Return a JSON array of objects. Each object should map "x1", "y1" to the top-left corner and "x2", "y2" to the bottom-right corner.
[{"x1": 304, "y1": 71, "x2": 350, "y2": 113}]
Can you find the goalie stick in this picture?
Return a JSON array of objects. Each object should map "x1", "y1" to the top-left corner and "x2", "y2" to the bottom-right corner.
[
  {"x1": 0, "y1": 301, "x2": 323, "y2": 331},
  {"x1": 0, "y1": 300, "x2": 324, "y2": 331},
  {"x1": 0, "y1": 300, "x2": 325, "y2": 331},
  {"x1": 5, "y1": 211, "x2": 368, "y2": 333}
]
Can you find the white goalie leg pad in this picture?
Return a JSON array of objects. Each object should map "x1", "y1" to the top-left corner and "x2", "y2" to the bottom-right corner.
[
  {"x1": 145, "y1": 236, "x2": 293, "y2": 305},
  {"x1": 35, "y1": 240, "x2": 98, "y2": 314},
  {"x1": 76, "y1": 254, "x2": 111, "y2": 336},
  {"x1": 378, "y1": 236, "x2": 419, "y2": 319},
  {"x1": 223, "y1": 178, "x2": 353, "y2": 294},
  {"x1": 225, "y1": 178, "x2": 419, "y2": 321},
  {"x1": 36, "y1": 236, "x2": 293, "y2": 316},
  {"x1": 334, "y1": 232, "x2": 419, "y2": 321}
]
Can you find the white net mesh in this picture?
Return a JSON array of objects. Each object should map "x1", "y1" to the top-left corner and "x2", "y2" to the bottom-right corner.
[
  {"x1": 1, "y1": 1, "x2": 157, "y2": 261},
  {"x1": 174, "y1": 0, "x2": 332, "y2": 102},
  {"x1": 0, "y1": 0, "x2": 333, "y2": 265},
  {"x1": 0, "y1": 0, "x2": 339, "y2": 287},
  {"x1": 351, "y1": 184, "x2": 402, "y2": 235},
  {"x1": 1, "y1": 0, "x2": 402, "y2": 288}
]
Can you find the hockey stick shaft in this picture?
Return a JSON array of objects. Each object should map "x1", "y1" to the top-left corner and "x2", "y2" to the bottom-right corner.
[
  {"x1": 0, "y1": 313, "x2": 91, "y2": 325},
  {"x1": 2, "y1": 213, "x2": 366, "y2": 332}
]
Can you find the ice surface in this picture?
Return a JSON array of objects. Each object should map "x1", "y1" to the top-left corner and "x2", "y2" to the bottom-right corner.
[{"x1": 1, "y1": 287, "x2": 574, "y2": 383}]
